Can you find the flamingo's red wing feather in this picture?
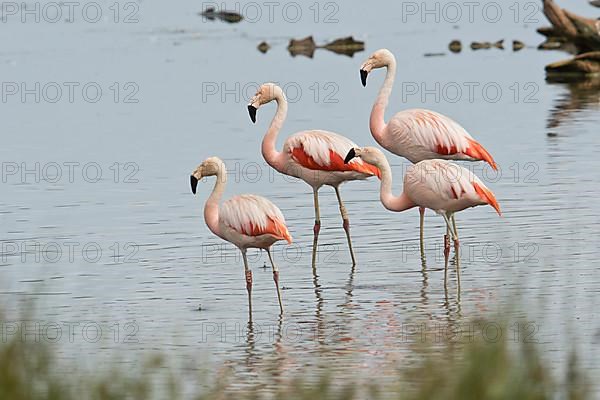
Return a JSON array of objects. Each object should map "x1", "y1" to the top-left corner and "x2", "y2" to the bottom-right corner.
[
  {"x1": 292, "y1": 147, "x2": 380, "y2": 178},
  {"x1": 436, "y1": 144, "x2": 459, "y2": 157},
  {"x1": 239, "y1": 218, "x2": 292, "y2": 244},
  {"x1": 435, "y1": 139, "x2": 497, "y2": 171},
  {"x1": 221, "y1": 195, "x2": 293, "y2": 244}
]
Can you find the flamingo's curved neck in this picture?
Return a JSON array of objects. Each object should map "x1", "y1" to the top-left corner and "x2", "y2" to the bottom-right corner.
[
  {"x1": 377, "y1": 155, "x2": 415, "y2": 213},
  {"x1": 370, "y1": 58, "x2": 396, "y2": 143},
  {"x1": 262, "y1": 94, "x2": 287, "y2": 172},
  {"x1": 204, "y1": 166, "x2": 227, "y2": 238}
]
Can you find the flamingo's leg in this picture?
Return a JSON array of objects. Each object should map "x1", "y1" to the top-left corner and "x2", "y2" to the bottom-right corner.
[
  {"x1": 335, "y1": 186, "x2": 356, "y2": 266},
  {"x1": 451, "y1": 214, "x2": 459, "y2": 240},
  {"x1": 419, "y1": 207, "x2": 425, "y2": 256},
  {"x1": 442, "y1": 213, "x2": 460, "y2": 290},
  {"x1": 312, "y1": 188, "x2": 321, "y2": 268},
  {"x1": 443, "y1": 224, "x2": 450, "y2": 287},
  {"x1": 242, "y1": 249, "x2": 252, "y2": 320},
  {"x1": 451, "y1": 214, "x2": 461, "y2": 289},
  {"x1": 266, "y1": 248, "x2": 284, "y2": 315}
]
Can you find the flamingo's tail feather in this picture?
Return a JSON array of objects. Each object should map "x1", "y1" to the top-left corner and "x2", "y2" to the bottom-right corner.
[
  {"x1": 466, "y1": 138, "x2": 498, "y2": 171},
  {"x1": 473, "y1": 182, "x2": 501, "y2": 216},
  {"x1": 269, "y1": 218, "x2": 293, "y2": 244}
]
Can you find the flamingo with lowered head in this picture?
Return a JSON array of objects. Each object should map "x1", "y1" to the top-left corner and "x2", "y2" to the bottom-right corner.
[
  {"x1": 247, "y1": 83, "x2": 380, "y2": 266},
  {"x1": 190, "y1": 156, "x2": 292, "y2": 317},
  {"x1": 359, "y1": 48, "x2": 498, "y2": 253},
  {"x1": 344, "y1": 147, "x2": 501, "y2": 285}
]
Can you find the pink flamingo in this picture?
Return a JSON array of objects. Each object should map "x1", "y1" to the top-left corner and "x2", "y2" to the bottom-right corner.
[
  {"x1": 247, "y1": 83, "x2": 380, "y2": 266},
  {"x1": 344, "y1": 147, "x2": 501, "y2": 285},
  {"x1": 190, "y1": 156, "x2": 292, "y2": 316},
  {"x1": 359, "y1": 48, "x2": 498, "y2": 253}
]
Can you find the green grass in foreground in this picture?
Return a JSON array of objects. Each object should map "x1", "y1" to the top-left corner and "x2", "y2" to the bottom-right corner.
[{"x1": 0, "y1": 315, "x2": 590, "y2": 400}]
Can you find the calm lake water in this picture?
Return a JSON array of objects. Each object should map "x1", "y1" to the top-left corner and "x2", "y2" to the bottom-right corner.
[{"x1": 1, "y1": 0, "x2": 599, "y2": 394}]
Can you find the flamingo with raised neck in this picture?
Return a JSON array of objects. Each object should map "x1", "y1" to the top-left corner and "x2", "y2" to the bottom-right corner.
[
  {"x1": 190, "y1": 156, "x2": 292, "y2": 318},
  {"x1": 360, "y1": 48, "x2": 498, "y2": 255},
  {"x1": 247, "y1": 83, "x2": 380, "y2": 267}
]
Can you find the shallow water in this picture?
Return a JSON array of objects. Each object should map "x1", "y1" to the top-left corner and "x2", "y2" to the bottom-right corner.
[{"x1": 1, "y1": 0, "x2": 599, "y2": 393}]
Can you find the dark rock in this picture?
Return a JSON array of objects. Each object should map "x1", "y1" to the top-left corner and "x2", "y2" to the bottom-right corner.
[
  {"x1": 322, "y1": 36, "x2": 364, "y2": 50},
  {"x1": 513, "y1": 40, "x2": 525, "y2": 51},
  {"x1": 449, "y1": 40, "x2": 462, "y2": 53},
  {"x1": 287, "y1": 36, "x2": 317, "y2": 58},
  {"x1": 322, "y1": 36, "x2": 365, "y2": 57},
  {"x1": 257, "y1": 41, "x2": 270, "y2": 53},
  {"x1": 471, "y1": 40, "x2": 504, "y2": 50},
  {"x1": 199, "y1": 7, "x2": 243, "y2": 23},
  {"x1": 471, "y1": 42, "x2": 491, "y2": 50},
  {"x1": 287, "y1": 36, "x2": 365, "y2": 58}
]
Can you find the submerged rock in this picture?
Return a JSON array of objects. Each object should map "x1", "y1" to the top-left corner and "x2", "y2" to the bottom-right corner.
[
  {"x1": 199, "y1": 7, "x2": 243, "y2": 23},
  {"x1": 470, "y1": 42, "x2": 489, "y2": 50},
  {"x1": 471, "y1": 40, "x2": 504, "y2": 50},
  {"x1": 287, "y1": 36, "x2": 317, "y2": 58},
  {"x1": 322, "y1": 36, "x2": 365, "y2": 57},
  {"x1": 257, "y1": 41, "x2": 270, "y2": 54},
  {"x1": 513, "y1": 40, "x2": 525, "y2": 51},
  {"x1": 287, "y1": 36, "x2": 365, "y2": 58},
  {"x1": 449, "y1": 40, "x2": 462, "y2": 53}
]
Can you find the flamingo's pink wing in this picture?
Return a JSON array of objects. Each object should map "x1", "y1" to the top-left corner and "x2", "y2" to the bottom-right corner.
[
  {"x1": 220, "y1": 195, "x2": 292, "y2": 243},
  {"x1": 287, "y1": 131, "x2": 380, "y2": 178},
  {"x1": 390, "y1": 109, "x2": 497, "y2": 170},
  {"x1": 410, "y1": 160, "x2": 501, "y2": 215}
]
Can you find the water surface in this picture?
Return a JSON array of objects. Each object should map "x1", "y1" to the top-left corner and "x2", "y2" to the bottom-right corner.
[{"x1": 1, "y1": 0, "x2": 599, "y2": 392}]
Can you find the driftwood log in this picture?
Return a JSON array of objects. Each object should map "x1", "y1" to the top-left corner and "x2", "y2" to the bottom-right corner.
[
  {"x1": 546, "y1": 51, "x2": 600, "y2": 76},
  {"x1": 539, "y1": 0, "x2": 600, "y2": 51},
  {"x1": 540, "y1": 0, "x2": 600, "y2": 77}
]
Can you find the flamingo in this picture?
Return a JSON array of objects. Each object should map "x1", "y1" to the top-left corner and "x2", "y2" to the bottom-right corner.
[
  {"x1": 344, "y1": 147, "x2": 501, "y2": 286},
  {"x1": 359, "y1": 48, "x2": 498, "y2": 254},
  {"x1": 247, "y1": 83, "x2": 380, "y2": 266},
  {"x1": 190, "y1": 156, "x2": 292, "y2": 317}
]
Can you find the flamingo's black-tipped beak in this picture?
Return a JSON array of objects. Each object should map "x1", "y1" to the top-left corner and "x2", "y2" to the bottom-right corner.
[
  {"x1": 344, "y1": 148, "x2": 356, "y2": 164},
  {"x1": 247, "y1": 105, "x2": 257, "y2": 123},
  {"x1": 190, "y1": 175, "x2": 198, "y2": 194},
  {"x1": 360, "y1": 69, "x2": 368, "y2": 87}
]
